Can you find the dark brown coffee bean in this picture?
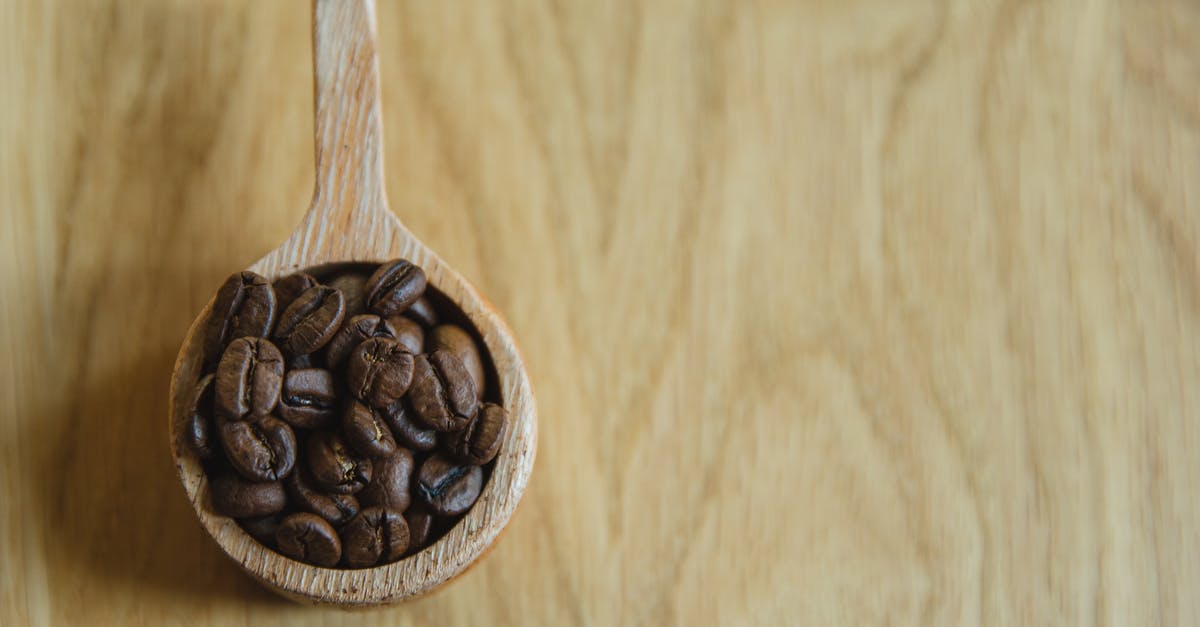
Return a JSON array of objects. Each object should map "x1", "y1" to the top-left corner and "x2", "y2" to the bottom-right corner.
[
  {"x1": 365, "y1": 259, "x2": 426, "y2": 317},
  {"x1": 306, "y1": 431, "x2": 373, "y2": 494},
  {"x1": 218, "y1": 414, "x2": 297, "y2": 482},
  {"x1": 429, "y1": 324, "x2": 485, "y2": 399},
  {"x1": 383, "y1": 400, "x2": 437, "y2": 451},
  {"x1": 203, "y1": 271, "x2": 276, "y2": 363},
  {"x1": 185, "y1": 374, "x2": 217, "y2": 459},
  {"x1": 346, "y1": 337, "x2": 414, "y2": 409},
  {"x1": 277, "y1": 368, "x2": 337, "y2": 429},
  {"x1": 272, "y1": 272, "x2": 319, "y2": 313},
  {"x1": 386, "y1": 315, "x2": 425, "y2": 354},
  {"x1": 240, "y1": 514, "x2": 283, "y2": 547},
  {"x1": 407, "y1": 351, "x2": 478, "y2": 432},
  {"x1": 273, "y1": 285, "x2": 345, "y2": 356},
  {"x1": 210, "y1": 472, "x2": 286, "y2": 518},
  {"x1": 276, "y1": 513, "x2": 342, "y2": 567},
  {"x1": 403, "y1": 502, "x2": 435, "y2": 553},
  {"x1": 343, "y1": 401, "x2": 399, "y2": 459},
  {"x1": 214, "y1": 337, "x2": 284, "y2": 419},
  {"x1": 328, "y1": 273, "x2": 368, "y2": 318},
  {"x1": 285, "y1": 466, "x2": 360, "y2": 526},
  {"x1": 416, "y1": 454, "x2": 483, "y2": 516},
  {"x1": 446, "y1": 402, "x2": 507, "y2": 465},
  {"x1": 340, "y1": 506, "x2": 409, "y2": 568},
  {"x1": 358, "y1": 449, "x2": 414, "y2": 511},
  {"x1": 324, "y1": 314, "x2": 397, "y2": 369},
  {"x1": 404, "y1": 295, "x2": 438, "y2": 328}
]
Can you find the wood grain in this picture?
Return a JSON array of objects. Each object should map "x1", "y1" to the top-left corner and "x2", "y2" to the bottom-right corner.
[{"x1": 2, "y1": 0, "x2": 1199, "y2": 624}]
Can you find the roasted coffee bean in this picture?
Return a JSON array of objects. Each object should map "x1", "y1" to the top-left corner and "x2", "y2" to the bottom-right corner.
[
  {"x1": 403, "y1": 502, "x2": 436, "y2": 552},
  {"x1": 276, "y1": 513, "x2": 342, "y2": 567},
  {"x1": 285, "y1": 466, "x2": 360, "y2": 526},
  {"x1": 340, "y1": 506, "x2": 409, "y2": 568},
  {"x1": 218, "y1": 414, "x2": 297, "y2": 482},
  {"x1": 343, "y1": 401, "x2": 399, "y2": 459},
  {"x1": 324, "y1": 314, "x2": 397, "y2": 369},
  {"x1": 346, "y1": 337, "x2": 414, "y2": 409},
  {"x1": 383, "y1": 400, "x2": 437, "y2": 451},
  {"x1": 365, "y1": 259, "x2": 426, "y2": 317},
  {"x1": 429, "y1": 324, "x2": 485, "y2": 398},
  {"x1": 277, "y1": 368, "x2": 337, "y2": 428},
  {"x1": 358, "y1": 448, "x2": 414, "y2": 511},
  {"x1": 404, "y1": 295, "x2": 438, "y2": 328},
  {"x1": 210, "y1": 472, "x2": 286, "y2": 518},
  {"x1": 240, "y1": 514, "x2": 283, "y2": 547},
  {"x1": 306, "y1": 431, "x2": 373, "y2": 494},
  {"x1": 446, "y1": 402, "x2": 508, "y2": 465},
  {"x1": 203, "y1": 271, "x2": 276, "y2": 363},
  {"x1": 408, "y1": 351, "x2": 478, "y2": 432},
  {"x1": 386, "y1": 315, "x2": 425, "y2": 354},
  {"x1": 416, "y1": 454, "x2": 483, "y2": 516},
  {"x1": 329, "y1": 273, "x2": 368, "y2": 318},
  {"x1": 273, "y1": 272, "x2": 319, "y2": 313},
  {"x1": 273, "y1": 285, "x2": 345, "y2": 356},
  {"x1": 186, "y1": 374, "x2": 217, "y2": 459},
  {"x1": 214, "y1": 337, "x2": 284, "y2": 419}
]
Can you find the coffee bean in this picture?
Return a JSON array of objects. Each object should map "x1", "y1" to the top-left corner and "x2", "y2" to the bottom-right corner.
[
  {"x1": 340, "y1": 506, "x2": 409, "y2": 568},
  {"x1": 185, "y1": 374, "x2": 217, "y2": 459},
  {"x1": 276, "y1": 513, "x2": 342, "y2": 567},
  {"x1": 346, "y1": 337, "x2": 414, "y2": 409},
  {"x1": 404, "y1": 295, "x2": 438, "y2": 328},
  {"x1": 429, "y1": 324, "x2": 486, "y2": 399},
  {"x1": 324, "y1": 314, "x2": 397, "y2": 369},
  {"x1": 210, "y1": 472, "x2": 286, "y2": 518},
  {"x1": 306, "y1": 431, "x2": 373, "y2": 494},
  {"x1": 386, "y1": 315, "x2": 425, "y2": 354},
  {"x1": 407, "y1": 351, "x2": 478, "y2": 432},
  {"x1": 343, "y1": 401, "x2": 399, "y2": 459},
  {"x1": 272, "y1": 272, "x2": 319, "y2": 314},
  {"x1": 358, "y1": 449, "x2": 414, "y2": 511},
  {"x1": 276, "y1": 368, "x2": 337, "y2": 429},
  {"x1": 365, "y1": 259, "x2": 426, "y2": 317},
  {"x1": 383, "y1": 400, "x2": 437, "y2": 451},
  {"x1": 203, "y1": 271, "x2": 276, "y2": 363},
  {"x1": 285, "y1": 466, "x2": 360, "y2": 526},
  {"x1": 416, "y1": 454, "x2": 482, "y2": 516},
  {"x1": 273, "y1": 285, "x2": 345, "y2": 356},
  {"x1": 403, "y1": 502, "x2": 436, "y2": 553},
  {"x1": 329, "y1": 273, "x2": 368, "y2": 318},
  {"x1": 240, "y1": 513, "x2": 283, "y2": 547},
  {"x1": 214, "y1": 337, "x2": 284, "y2": 419},
  {"x1": 446, "y1": 402, "x2": 508, "y2": 465},
  {"x1": 218, "y1": 414, "x2": 297, "y2": 482}
]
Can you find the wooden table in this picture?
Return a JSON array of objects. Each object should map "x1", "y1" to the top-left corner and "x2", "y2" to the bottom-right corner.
[{"x1": 2, "y1": 1, "x2": 1198, "y2": 624}]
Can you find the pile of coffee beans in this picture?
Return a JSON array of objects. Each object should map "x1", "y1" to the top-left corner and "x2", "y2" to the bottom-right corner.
[{"x1": 183, "y1": 259, "x2": 508, "y2": 569}]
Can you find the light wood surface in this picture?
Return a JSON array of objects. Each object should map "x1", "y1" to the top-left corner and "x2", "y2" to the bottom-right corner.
[
  {"x1": 168, "y1": 0, "x2": 536, "y2": 606},
  {"x1": 2, "y1": 0, "x2": 1199, "y2": 625}
]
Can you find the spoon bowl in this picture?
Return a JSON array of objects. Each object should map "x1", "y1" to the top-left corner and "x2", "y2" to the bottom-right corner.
[{"x1": 167, "y1": 0, "x2": 536, "y2": 606}]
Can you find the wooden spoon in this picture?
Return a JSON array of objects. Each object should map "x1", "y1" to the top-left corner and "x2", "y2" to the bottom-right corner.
[{"x1": 167, "y1": 0, "x2": 536, "y2": 606}]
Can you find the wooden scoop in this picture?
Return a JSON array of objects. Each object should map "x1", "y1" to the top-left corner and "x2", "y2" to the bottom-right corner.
[{"x1": 166, "y1": 0, "x2": 536, "y2": 606}]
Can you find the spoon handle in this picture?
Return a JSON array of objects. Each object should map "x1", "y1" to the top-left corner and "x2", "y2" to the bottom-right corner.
[{"x1": 303, "y1": 0, "x2": 391, "y2": 241}]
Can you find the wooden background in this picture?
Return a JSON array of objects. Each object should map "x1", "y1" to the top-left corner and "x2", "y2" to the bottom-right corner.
[{"x1": 2, "y1": 1, "x2": 1198, "y2": 624}]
